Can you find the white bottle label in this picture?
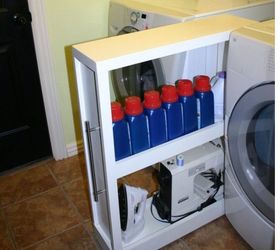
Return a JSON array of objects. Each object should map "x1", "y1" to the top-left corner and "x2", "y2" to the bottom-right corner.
[{"x1": 211, "y1": 74, "x2": 224, "y2": 121}]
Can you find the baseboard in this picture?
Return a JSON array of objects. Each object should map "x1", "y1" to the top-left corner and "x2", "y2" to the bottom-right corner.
[{"x1": 66, "y1": 140, "x2": 84, "y2": 157}]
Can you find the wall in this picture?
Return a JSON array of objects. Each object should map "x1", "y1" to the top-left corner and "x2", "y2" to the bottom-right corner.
[{"x1": 43, "y1": 0, "x2": 110, "y2": 154}]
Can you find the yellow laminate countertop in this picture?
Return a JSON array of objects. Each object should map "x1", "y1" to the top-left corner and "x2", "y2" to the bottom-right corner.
[
  {"x1": 73, "y1": 15, "x2": 256, "y2": 67},
  {"x1": 111, "y1": 0, "x2": 273, "y2": 17}
]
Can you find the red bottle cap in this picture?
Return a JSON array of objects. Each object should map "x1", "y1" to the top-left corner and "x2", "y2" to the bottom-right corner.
[
  {"x1": 124, "y1": 96, "x2": 143, "y2": 116},
  {"x1": 194, "y1": 75, "x2": 211, "y2": 92},
  {"x1": 176, "y1": 79, "x2": 194, "y2": 96},
  {"x1": 111, "y1": 102, "x2": 124, "y2": 122},
  {"x1": 143, "y1": 90, "x2": 161, "y2": 109},
  {"x1": 161, "y1": 85, "x2": 178, "y2": 103}
]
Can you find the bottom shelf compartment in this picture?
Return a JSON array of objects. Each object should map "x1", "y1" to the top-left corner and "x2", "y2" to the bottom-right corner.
[
  {"x1": 94, "y1": 133, "x2": 225, "y2": 250},
  {"x1": 123, "y1": 197, "x2": 224, "y2": 250},
  {"x1": 94, "y1": 195, "x2": 224, "y2": 250},
  {"x1": 116, "y1": 139, "x2": 225, "y2": 249}
]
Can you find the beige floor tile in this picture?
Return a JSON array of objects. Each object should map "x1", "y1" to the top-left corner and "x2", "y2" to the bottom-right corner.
[
  {"x1": 63, "y1": 178, "x2": 92, "y2": 220},
  {"x1": 0, "y1": 164, "x2": 57, "y2": 207},
  {"x1": 0, "y1": 209, "x2": 14, "y2": 250},
  {"x1": 48, "y1": 154, "x2": 86, "y2": 184},
  {"x1": 4, "y1": 187, "x2": 80, "y2": 248},
  {"x1": 0, "y1": 156, "x2": 262, "y2": 250},
  {"x1": 25, "y1": 225, "x2": 96, "y2": 250},
  {"x1": 181, "y1": 216, "x2": 252, "y2": 250}
]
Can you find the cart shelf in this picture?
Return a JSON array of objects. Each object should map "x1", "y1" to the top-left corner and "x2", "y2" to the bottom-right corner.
[{"x1": 73, "y1": 14, "x2": 256, "y2": 250}]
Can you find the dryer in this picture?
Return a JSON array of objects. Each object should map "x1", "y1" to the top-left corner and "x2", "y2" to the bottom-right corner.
[
  {"x1": 225, "y1": 20, "x2": 274, "y2": 250},
  {"x1": 109, "y1": 0, "x2": 274, "y2": 102},
  {"x1": 132, "y1": 0, "x2": 274, "y2": 20}
]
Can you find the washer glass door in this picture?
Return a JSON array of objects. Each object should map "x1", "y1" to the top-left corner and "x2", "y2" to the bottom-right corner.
[
  {"x1": 112, "y1": 26, "x2": 165, "y2": 102},
  {"x1": 227, "y1": 82, "x2": 274, "y2": 223}
]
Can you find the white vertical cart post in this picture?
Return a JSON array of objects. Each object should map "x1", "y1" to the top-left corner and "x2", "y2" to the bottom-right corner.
[{"x1": 73, "y1": 15, "x2": 256, "y2": 250}]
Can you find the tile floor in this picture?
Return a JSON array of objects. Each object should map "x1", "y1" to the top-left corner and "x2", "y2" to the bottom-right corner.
[{"x1": 0, "y1": 154, "x2": 252, "y2": 250}]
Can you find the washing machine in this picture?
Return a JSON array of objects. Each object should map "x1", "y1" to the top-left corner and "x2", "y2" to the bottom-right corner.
[
  {"x1": 225, "y1": 20, "x2": 274, "y2": 250},
  {"x1": 108, "y1": 0, "x2": 194, "y2": 101},
  {"x1": 109, "y1": 0, "x2": 274, "y2": 102}
]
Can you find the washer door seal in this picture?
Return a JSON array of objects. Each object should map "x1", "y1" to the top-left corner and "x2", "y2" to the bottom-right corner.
[
  {"x1": 227, "y1": 82, "x2": 274, "y2": 223},
  {"x1": 112, "y1": 26, "x2": 165, "y2": 102}
]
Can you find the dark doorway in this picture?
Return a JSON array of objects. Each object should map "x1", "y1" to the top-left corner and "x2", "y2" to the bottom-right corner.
[{"x1": 0, "y1": 0, "x2": 52, "y2": 172}]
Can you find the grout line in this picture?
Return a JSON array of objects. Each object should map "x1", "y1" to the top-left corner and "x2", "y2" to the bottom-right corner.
[
  {"x1": 53, "y1": 169, "x2": 99, "y2": 247},
  {"x1": 0, "y1": 161, "x2": 60, "y2": 209},
  {"x1": 45, "y1": 162, "x2": 61, "y2": 186},
  {"x1": 21, "y1": 223, "x2": 84, "y2": 250},
  {"x1": 0, "y1": 161, "x2": 59, "y2": 250},
  {"x1": 57, "y1": 182, "x2": 99, "y2": 248},
  {"x1": 0, "y1": 157, "x2": 87, "y2": 209},
  {"x1": 1, "y1": 206, "x2": 20, "y2": 250},
  {"x1": 80, "y1": 219, "x2": 100, "y2": 248},
  {"x1": 2, "y1": 156, "x2": 96, "y2": 249},
  {"x1": 47, "y1": 163, "x2": 86, "y2": 223},
  {"x1": 0, "y1": 156, "x2": 90, "y2": 249},
  {"x1": 81, "y1": 219, "x2": 104, "y2": 250},
  {"x1": 46, "y1": 157, "x2": 86, "y2": 186},
  {"x1": 1, "y1": 185, "x2": 59, "y2": 209},
  {"x1": 48, "y1": 164, "x2": 99, "y2": 248},
  {"x1": 61, "y1": 179, "x2": 99, "y2": 247},
  {"x1": 58, "y1": 176, "x2": 84, "y2": 186},
  {"x1": 16, "y1": 159, "x2": 90, "y2": 249},
  {"x1": 178, "y1": 238, "x2": 193, "y2": 250}
]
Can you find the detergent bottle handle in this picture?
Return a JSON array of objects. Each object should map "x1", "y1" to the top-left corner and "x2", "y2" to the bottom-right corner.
[
  {"x1": 211, "y1": 71, "x2": 226, "y2": 88},
  {"x1": 210, "y1": 75, "x2": 219, "y2": 88}
]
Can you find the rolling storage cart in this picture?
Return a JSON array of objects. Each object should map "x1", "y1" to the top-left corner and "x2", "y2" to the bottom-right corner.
[{"x1": 72, "y1": 15, "x2": 255, "y2": 250}]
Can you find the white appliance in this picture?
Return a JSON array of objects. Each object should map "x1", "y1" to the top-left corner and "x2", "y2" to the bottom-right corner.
[
  {"x1": 130, "y1": 0, "x2": 274, "y2": 20},
  {"x1": 118, "y1": 184, "x2": 148, "y2": 243},
  {"x1": 225, "y1": 20, "x2": 275, "y2": 250},
  {"x1": 108, "y1": 0, "x2": 193, "y2": 101},
  {"x1": 109, "y1": 0, "x2": 274, "y2": 101},
  {"x1": 154, "y1": 141, "x2": 224, "y2": 222}
]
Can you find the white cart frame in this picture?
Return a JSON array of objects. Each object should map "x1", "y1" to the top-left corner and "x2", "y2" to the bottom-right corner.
[{"x1": 73, "y1": 15, "x2": 255, "y2": 250}]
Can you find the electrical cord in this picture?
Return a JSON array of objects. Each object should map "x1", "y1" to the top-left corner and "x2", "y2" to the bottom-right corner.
[
  {"x1": 150, "y1": 193, "x2": 170, "y2": 224},
  {"x1": 151, "y1": 170, "x2": 223, "y2": 224}
]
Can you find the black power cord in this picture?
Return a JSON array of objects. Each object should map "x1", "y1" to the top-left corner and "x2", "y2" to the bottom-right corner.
[{"x1": 151, "y1": 170, "x2": 223, "y2": 224}]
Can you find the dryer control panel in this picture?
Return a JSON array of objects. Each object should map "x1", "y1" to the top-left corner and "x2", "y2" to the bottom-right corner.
[
  {"x1": 109, "y1": 2, "x2": 192, "y2": 36},
  {"x1": 126, "y1": 9, "x2": 152, "y2": 30}
]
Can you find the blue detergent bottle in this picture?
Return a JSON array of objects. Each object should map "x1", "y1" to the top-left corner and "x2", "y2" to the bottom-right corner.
[
  {"x1": 124, "y1": 96, "x2": 150, "y2": 154},
  {"x1": 111, "y1": 102, "x2": 132, "y2": 161},
  {"x1": 194, "y1": 75, "x2": 214, "y2": 129},
  {"x1": 176, "y1": 79, "x2": 198, "y2": 134},
  {"x1": 143, "y1": 90, "x2": 167, "y2": 147},
  {"x1": 161, "y1": 85, "x2": 184, "y2": 140}
]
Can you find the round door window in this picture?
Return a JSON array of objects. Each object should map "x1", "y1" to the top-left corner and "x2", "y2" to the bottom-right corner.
[
  {"x1": 227, "y1": 82, "x2": 274, "y2": 223},
  {"x1": 112, "y1": 26, "x2": 165, "y2": 102},
  {"x1": 247, "y1": 102, "x2": 274, "y2": 195}
]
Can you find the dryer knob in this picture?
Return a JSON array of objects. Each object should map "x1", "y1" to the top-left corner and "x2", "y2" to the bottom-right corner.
[{"x1": 130, "y1": 12, "x2": 139, "y2": 24}]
